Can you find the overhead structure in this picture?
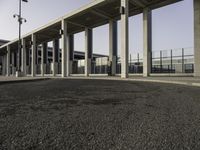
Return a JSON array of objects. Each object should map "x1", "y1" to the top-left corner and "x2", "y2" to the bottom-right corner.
[{"x1": 1, "y1": 0, "x2": 195, "y2": 78}]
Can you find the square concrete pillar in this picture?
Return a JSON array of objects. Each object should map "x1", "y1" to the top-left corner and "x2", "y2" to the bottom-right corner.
[
  {"x1": 143, "y1": 8, "x2": 152, "y2": 77},
  {"x1": 21, "y1": 39, "x2": 27, "y2": 76},
  {"x1": 194, "y1": 0, "x2": 200, "y2": 77},
  {"x1": 11, "y1": 52, "x2": 15, "y2": 75},
  {"x1": 85, "y1": 28, "x2": 93, "y2": 76},
  {"x1": 41, "y1": 42, "x2": 47, "y2": 76},
  {"x1": 6, "y1": 46, "x2": 10, "y2": 76},
  {"x1": 61, "y1": 20, "x2": 67, "y2": 77},
  {"x1": 31, "y1": 34, "x2": 36, "y2": 77},
  {"x1": 16, "y1": 42, "x2": 21, "y2": 73},
  {"x1": 26, "y1": 47, "x2": 30, "y2": 74},
  {"x1": 53, "y1": 39, "x2": 59, "y2": 76},
  {"x1": 2, "y1": 55, "x2": 7, "y2": 76},
  {"x1": 121, "y1": 0, "x2": 129, "y2": 78},
  {"x1": 67, "y1": 34, "x2": 74, "y2": 76},
  {"x1": 109, "y1": 20, "x2": 118, "y2": 76}
]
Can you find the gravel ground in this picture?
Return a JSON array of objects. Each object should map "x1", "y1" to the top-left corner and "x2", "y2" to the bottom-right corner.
[{"x1": 0, "y1": 79, "x2": 200, "y2": 150}]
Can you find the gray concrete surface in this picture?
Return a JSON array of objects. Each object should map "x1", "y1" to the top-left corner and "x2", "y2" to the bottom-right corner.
[
  {"x1": 1, "y1": 76, "x2": 200, "y2": 87},
  {"x1": 0, "y1": 79, "x2": 200, "y2": 149}
]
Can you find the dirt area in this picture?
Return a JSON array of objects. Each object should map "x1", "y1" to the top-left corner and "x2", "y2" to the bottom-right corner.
[{"x1": 0, "y1": 79, "x2": 200, "y2": 150}]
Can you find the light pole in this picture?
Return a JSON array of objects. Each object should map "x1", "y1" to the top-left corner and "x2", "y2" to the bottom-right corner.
[{"x1": 13, "y1": 0, "x2": 28, "y2": 76}]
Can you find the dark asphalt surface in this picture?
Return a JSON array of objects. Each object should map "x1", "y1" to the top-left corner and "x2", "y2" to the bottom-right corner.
[{"x1": 0, "y1": 79, "x2": 200, "y2": 150}]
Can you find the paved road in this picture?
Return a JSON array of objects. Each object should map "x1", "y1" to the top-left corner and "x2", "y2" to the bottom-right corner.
[{"x1": 0, "y1": 79, "x2": 200, "y2": 150}]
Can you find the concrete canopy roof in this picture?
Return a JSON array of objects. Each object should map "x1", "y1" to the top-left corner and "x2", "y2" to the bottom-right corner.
[{"x1": 0, "y1": 0, "x2": 182, "y2": 54}]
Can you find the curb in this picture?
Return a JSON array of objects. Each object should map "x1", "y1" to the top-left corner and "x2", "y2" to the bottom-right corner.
[
  {"x1": 59, "y1": 77, "x2": 200, "y2": 88},
  {"x1": 0, "y1": 78, "x2": 51, "y2": 85},
  {"x1": 0, "y1": 76, "x2": 200, "y2": 88}
]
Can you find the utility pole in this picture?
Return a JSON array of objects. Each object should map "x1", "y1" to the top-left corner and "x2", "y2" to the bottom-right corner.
[{"x1": 13, "y1": 0, "x2": 28, "y2": 76}]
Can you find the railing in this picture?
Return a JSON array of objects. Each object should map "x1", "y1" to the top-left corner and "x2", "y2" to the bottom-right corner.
[
  {"x1": 116, "y1": 48, "x2": 194, "y2": 74},
  {"x1": 151, "y1": 48, "x2": 194, "y2": 73},
  {"x1": 36, "y1": 64, "x2": 41, "y2": 75},
  {"x1": 72, "y1": 59, "x2": 85, "y2": 74},
  {"x1": 58, "y1": 62, "x2": 62, "y2": 74},
  {"x1": 92, "y1": 57, "x2": 108, "y2": 74},
  {"x1": 0, "y1": 48, "x2": 195, "y2": 76},
  {"x1": 46, "y1": 63, "x2": 51, "y2": 74}
]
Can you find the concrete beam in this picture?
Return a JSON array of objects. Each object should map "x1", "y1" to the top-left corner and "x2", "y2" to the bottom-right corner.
[
  {"x1": 85, "y1": 28, "x2": 93, "y2": 76},
  {"x1": 109, "y1": 20, "x2": 118, "y2": 76},
  {"x1": 143, "y1": 8, "x2": 152, "y2": 77},
  {"x1": 121, "y1": 0, "x2": 129, "y2": 78},
  {"x1": 91, "y1": 9, "x2": 112, "y2": 20},
  {"x1": 150, "y1": 0, "x2": 183, "y2": 10},
  {"x1": 0, "y1": 0, "x2": 182, "y2": 52},
  {"x1": 67, "y1": 21, "x2": 88, "y2": 29},
  {"x1": 130, "y1": 0, "x2": 146, "y2": 8}
]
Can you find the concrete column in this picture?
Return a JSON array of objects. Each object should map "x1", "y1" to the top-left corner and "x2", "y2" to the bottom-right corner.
[
  {"x1": 109, "y1": 20, "x2": 118, "y2": 76},
  {"x1": 35, "y1": 46, "x2": 38, "y2": 65},
  {"x1": 143, "y1": 8, "x2": 152, "y2": 77},
  {"x1": 121, "y1": 0, "x2": 129, "y2": 78},
  {"x1": 85, "y1": 28, "x2": 93, "y2": 76},
  {"x1": 21, "y1": 39, "x2": 27, "y2": 76},
  {"x1": 31, "y1": 34, "x2": 36, "y2": 77},
  {"x1": 41, "y1": 42, "x2": 47, "y2": 76},
  {"x1": 26, "y1": 47, "x2": 30, "y2": 74},
  {"x1": 6, "y1": 46, "x2": 10, "y2": 76},
  {"x1": 194, "y1": 0, "x2": 200, "y2": 76},
  {"x1": 61, "y1": 19, "x2": 67, "y2": 77},
  {"x1": 67, "y1": 34, "x2": 74, "y2": 76},
  {"x1": 2, "y1": 55, "x2": 7, "y2": 76},
  {"x1": 11, "y1": 52, "x2": 15, "y2": 75},
  {"x1": 53, "y1": 39, "x2": 59, "y2": 76}
]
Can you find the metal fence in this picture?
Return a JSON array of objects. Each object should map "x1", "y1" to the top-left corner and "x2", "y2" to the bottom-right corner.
[
  {"x1": 151, "y1": 48, "x2": 194, "y2": 73},
  {"x1": 91, "y1": 57, "x2": 109, "y2": 74},
  {"x1": 0, "y1": 48, "x2": 195, "y2": 76},
  {"x1": 116, "y1": 48, "x2": 194, "y2": 74}
]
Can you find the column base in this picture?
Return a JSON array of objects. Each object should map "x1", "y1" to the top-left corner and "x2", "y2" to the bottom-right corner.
[
  {"x1": 194, "y1": 72, "x2": 200, "y2": 77},
  {"x1": 143, "y1": 73, "x2": 150, "y2": 77},
  {"x1": 41, "y1": 64, "x2": 47, "y2": 76},
  {"x1": 121, "y1": 74, "x2": 128, "y2": 78},
  {"x1": 85, "y1": 59, "x2": 91, "y2": 77},
  {"x1": 54, "y1": 62, "x2": 58, "y2": 76},
  {"x1": 111, "y1": 56, "x2": 117, "y2": 76},
  {"x1": 16, "y1": 71, "x2": 24, "y2": 77}
]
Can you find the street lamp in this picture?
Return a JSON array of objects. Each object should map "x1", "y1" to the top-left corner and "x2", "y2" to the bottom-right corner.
[{"x1": 13, "y1": 0, "x2": 28, "y2": 76}]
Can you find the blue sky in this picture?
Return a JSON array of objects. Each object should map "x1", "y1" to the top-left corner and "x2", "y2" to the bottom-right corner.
[{"x1": 0, "y1": 0, "x2": 194, "y2": 55}]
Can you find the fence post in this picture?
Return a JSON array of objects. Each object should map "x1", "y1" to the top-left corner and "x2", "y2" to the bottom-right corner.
[
  {"x1": 182, "y1": 48, "x2": 185, "y2": 73},
  {"x1": 171, "y1": 49, "x2": 173, "y2": 73},
  {"x1": 150, "y1": 51, "x2": 152, "y2": 73},
  {"x1": 129, "y1": 54, "x2": 131, "y2": 73},
  {"x1": 137, "y1": 53, "x2": 139, "y2": 74},
  {"x1": 160, "y1": 51, "x2": 162, "y2": 73}
]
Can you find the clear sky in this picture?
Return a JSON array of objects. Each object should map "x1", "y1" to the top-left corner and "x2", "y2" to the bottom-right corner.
[{"x1": 0, "y1": 0, "x2": 194, "y2": 55}]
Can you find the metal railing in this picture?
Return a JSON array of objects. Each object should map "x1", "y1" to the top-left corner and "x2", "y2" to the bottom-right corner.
[
  {"x1": 0, "y1": 48, "x2": 195, "y2": 76},
  {"x1": 151, "y1": 48, "x2": 194, "y2": 73}
]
